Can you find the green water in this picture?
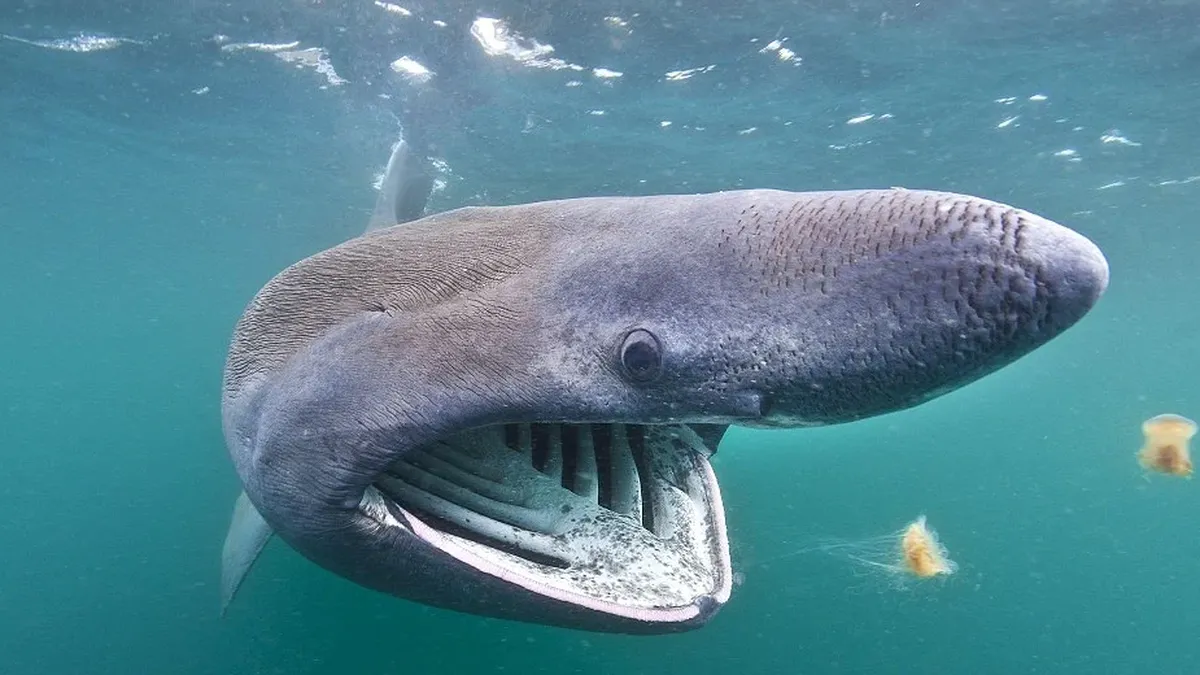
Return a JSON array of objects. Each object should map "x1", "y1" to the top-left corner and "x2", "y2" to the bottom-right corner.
[{"x1": 1, "y1": 1, "x2": 1198, "y2": 673}]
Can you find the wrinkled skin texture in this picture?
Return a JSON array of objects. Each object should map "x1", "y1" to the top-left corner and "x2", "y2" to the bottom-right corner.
[{"x1": 222, "y1": 188, "x2": 1108, "y2": 633}]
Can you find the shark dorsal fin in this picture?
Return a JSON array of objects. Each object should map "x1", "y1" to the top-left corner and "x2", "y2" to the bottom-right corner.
[{"x1": 366, "y1": 138, "x2": 434, "y2": 233}]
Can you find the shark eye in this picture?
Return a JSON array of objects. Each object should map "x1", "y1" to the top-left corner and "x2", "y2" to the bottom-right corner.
[{"x1": 620, "y1": 329, "x2": 662, "y2": 382}]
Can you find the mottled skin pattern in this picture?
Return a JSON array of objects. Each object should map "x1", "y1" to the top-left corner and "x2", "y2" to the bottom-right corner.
[{"x1": 222, "y1": 188, "x2": 1108, "y2": 633}]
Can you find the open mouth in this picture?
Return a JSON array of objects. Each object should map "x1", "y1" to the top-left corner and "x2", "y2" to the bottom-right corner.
[{"x1": 370, "y1": 422, "x2": 732, "y2": 621}]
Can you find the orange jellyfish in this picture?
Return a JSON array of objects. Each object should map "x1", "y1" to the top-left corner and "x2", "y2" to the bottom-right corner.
[
  {"x1": 901, "y1": 515, "x2": 957, "y2": 577},
  {"x1": 762, "y1": 515, "x2": 957, "y2": 588},
  {"x1": 1137, "y1": 413, "x2": 1196, "y2": 478}
]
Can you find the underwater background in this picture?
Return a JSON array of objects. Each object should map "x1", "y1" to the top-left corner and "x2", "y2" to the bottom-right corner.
[{"x1": 2, "y1": 1, "x2": 1198, "y2": 673}]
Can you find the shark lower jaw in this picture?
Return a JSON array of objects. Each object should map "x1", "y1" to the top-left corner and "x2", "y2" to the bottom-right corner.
[{"x1": 365, "y1": 422, "x2": 733, "y2": 626}]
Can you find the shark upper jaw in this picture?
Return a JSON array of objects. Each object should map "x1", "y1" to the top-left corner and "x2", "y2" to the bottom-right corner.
[{"x1": 341, "y1": 421, "x2": 734, "y2": 632}]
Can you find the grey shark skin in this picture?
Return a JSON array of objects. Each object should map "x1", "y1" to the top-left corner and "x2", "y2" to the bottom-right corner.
[{"x1": 220, "y1": 182, "x2": 1108, "y2": 634}]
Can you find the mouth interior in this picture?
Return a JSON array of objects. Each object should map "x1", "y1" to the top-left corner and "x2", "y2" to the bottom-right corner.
[{"x1": 372, "y1": 423, "x2": 730, "y2": 613}]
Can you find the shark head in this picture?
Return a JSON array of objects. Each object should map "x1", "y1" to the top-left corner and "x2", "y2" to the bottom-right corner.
[{"x1": 219, "y1": 159, "x2": 1108, "y2": 634}]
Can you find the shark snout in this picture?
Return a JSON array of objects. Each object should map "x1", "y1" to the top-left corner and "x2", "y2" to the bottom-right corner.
[
  {"x1": 756, "y1": 195, "x2": 1111, "y2": 424},
  {"x1": 1017, "y1": 214, "x2": 1109, "y2": 333}
]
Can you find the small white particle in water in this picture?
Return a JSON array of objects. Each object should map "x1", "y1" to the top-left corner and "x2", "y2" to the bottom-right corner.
[
  {"x1": 758, "y1": 38, "x2": 799, "y2": 64},
  {"x1": 737, "y1": 127, "x2": 757, "y2": 135},
  {"x1": 587, "y1": 109, "x2": 606, "y2": 115},
  {"x1": 219, "y1": 40, "x2": 300, "y2": 53},
  {"x1": 374, "y1": 1, "x2": 412, "y2": 16},
  {"x1": 847, "y1": 113, "x2": 874, "y2": 124},
  {"x1": 660, "y1": 120, "x2": 672, "y2": 127},
  {"x1": 1156, "y1": 176, "x2": 1200, "y2": 186},
  {"x1": 1097, "y1": 181, "x2": 1125, "y2": 190},
  {"x1": 389, "y1": 56, "x2": 432, "y2": 83},
  {"x1": 664, "y1": 64, "x2": 715, "y2": 81},
  {"x1": 1054, "y1": 149, "x2": 1078, "y2": 157},
  {"x1": 1, "y1": 32, "x2": 142, "y2": 52},
  {"x1": 593, "y1": 67, "x2": 622, "y2": 78},
  {"x1": 1029, "y1": 94, "x2": 1048, "y2": 101},
  {"x1": 273, "y1": 47, "x2": 348, "y2": 87},
  {"x1": 192, "y1": 86, "x2": 209, "y2": 95},
  {"x1": 1100, "y1": 130, "x2": 1141, "y2": 146},
  {"x1": 878, "y1": 113, "x2": 894, "y2": 120},
  {"x1": 565, "y1": 80, "x2": 582, "y2": 87},
  {"x1": 997, "y1": 116, "x2": 1019, "y2": 128},
  {"x1": 433, "y1": 20, "x2": 447, "y2": 27},
  {"x1": 995, "y1": 96, "x2": 1017, "y2": 104}
]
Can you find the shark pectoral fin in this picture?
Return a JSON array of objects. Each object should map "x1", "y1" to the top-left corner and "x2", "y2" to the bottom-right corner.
[
  {"x1": 220, "y1": 490, "x2": 274, "y2": 616},
  {"x1": 688, "y1": 424, "x2": 729, "y2": 454},
  {"x1": 366, "y1": 137, "x2": 434, "y2": 233}
]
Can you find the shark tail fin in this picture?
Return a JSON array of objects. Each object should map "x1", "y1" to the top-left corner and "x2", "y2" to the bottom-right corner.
[
  {"x1": 366, "y1": 138, "x2": 435, "y2": 233},
  {"x1": 220, "y1": 491, "x2": 274, "y2": 617}
]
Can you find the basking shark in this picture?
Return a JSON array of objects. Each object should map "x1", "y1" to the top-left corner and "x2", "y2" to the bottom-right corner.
[{"x1": 219, "y1": 140, "x2": 1109, "y2": 633}]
